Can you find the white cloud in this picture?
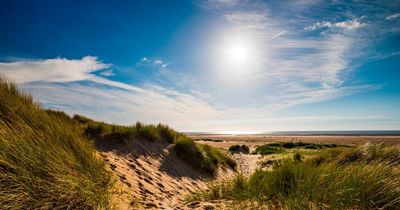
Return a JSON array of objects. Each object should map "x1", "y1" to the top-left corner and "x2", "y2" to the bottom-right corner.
[
  {"x1": 305, "y1": 19, "x2": 366, "y2": 31},
  {"x1": 154, "y1": 60, "x2": 163, "y2": 64},
  {"x1": 386, "y1": 13, "x2": 400, "y2": 20},
  {"x1": 99, "y1": 70, "x2": 114, "y2": 76},
  {"x1": 0, "y1": 56, "x2": 110, "y2": 84},
  {"x1": 140, "y1": 57, "x2": 149, "y2": 63}
]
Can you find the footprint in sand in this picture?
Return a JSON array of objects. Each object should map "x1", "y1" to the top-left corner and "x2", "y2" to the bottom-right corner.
[
  {"x1": 119, "y1": 175, "x2": 126, "y2": 181},
  {"x1": 109, "y1": 164, "x2": 117, "y2": 171},
  {"x1": 144, "y1": 189, "x2": 154, "y2": 195},
  {"x1": 156, "y1": 182, "x2": 165, "y2": 188},
  {"x1": 127, "y1": 163, "x2": 136, "y2": 169},
  {"x1": 143, "y1": 178, "x2": 152, "y2": 185},
  {"x1": 124, "y1": 181, "x2": 132, "y2": 187},
  {"x1": 138, "y1": 182, "x2": 144, "y2": 187},
  {"x1": 145, "y1": 203, "x2": 158, "y2": 208},
  {"x1": 144, "y1": 174, "x2": 153, "y2": 181}
]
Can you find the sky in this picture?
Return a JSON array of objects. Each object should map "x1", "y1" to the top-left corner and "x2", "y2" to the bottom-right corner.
[{"x1": 0, "y1": 0, "x2": 400, "y2": 133}]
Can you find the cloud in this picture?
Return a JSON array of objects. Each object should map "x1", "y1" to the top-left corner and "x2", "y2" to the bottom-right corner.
[
  {"x1": 386, "y1": 13, "x2": 400, "y2": 20},
  {"x1": 137, "y1": 57, "x2": 169, "y2": 68},
  {"x1": 154, "y1": 60, "x2": 163, "y2": 64},
  {"x1": 0, "y1": 56, "x2": 110, "y2": 83},
  {"x1": 99, "y1": 70, "x2": 114, "y2": 76},
  {"x1": 305, "y1": 19, "x2": 366, "y2": 31},
  {"x1": 140, "y1": 57, "x2": 150, "y2": 63}
]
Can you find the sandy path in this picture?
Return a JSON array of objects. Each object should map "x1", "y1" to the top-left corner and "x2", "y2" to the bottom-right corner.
[{"x1": 97, "y1": 139, "x2": 239, "y2": 209}]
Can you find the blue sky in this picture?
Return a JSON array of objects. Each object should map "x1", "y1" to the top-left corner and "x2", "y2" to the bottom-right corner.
[{"x1": 0, "y1": 0, "x2": 399, "y2": 132}]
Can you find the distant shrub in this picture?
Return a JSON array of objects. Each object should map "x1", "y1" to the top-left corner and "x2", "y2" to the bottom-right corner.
[
  {"x1": 197, "y1": 138, "x2": 223, "y2": 142},
  {"x1": 253, "y1": 142, "x2": 340, "y2": 155},
  {"x1": 229, "y1": 144, "x2": 250, "y2": 154},
  {"x1": 253, "y1": 145, "x2": 283, "y2": 155},
  {"x1": 174, "y1": 136, "x2": 236, "y2": 175}
]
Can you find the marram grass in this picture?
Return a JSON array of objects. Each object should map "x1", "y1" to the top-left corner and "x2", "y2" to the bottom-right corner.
[{"x1": 0, "y1": 79, "x2": 112, "y2": 209}]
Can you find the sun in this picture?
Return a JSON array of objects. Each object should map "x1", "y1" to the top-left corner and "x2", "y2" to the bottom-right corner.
[
  {"x1": 213, "y1": 30, "x2": 262, "y2": 83},
  {"x1": 225, "y1": 41, "x2": 252, "y2": 66}
]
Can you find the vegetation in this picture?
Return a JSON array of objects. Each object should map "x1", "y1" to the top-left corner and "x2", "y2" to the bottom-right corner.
[
  {"x1": 194, "y1": 144, "x2": 400, "y2": 209},
  {"x1": 0, "y1": 79, "x2": 112, "y2": 209},
  {"x1": 174, "y1": 136, "x2": 237, "y2": 175},
  {"x1": 253, "y1": 142, "x2": 339, "y2": 155},
  {"x1": 229, "y1": 144, "x2": 250, "y2": 154},
  {"x1": 196, "y1": 138, "x2": 223, "y2": 142},
  {"x1": 73, "y1": 116, "x2": 180, "y2": 144},
  {"x1": 73, "y1": 115, "x2": 236, "y2": 175}
]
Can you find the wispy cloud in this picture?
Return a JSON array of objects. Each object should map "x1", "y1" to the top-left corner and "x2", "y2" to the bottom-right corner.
[
  {"x1": 137, "y1": 57, "x2": 169, "y2": 68},
  {"x1": 0, "y1": 56, "x2": 110, "y2": 83},
  {"x1": 305, "y1": 19, "x2": 366, "y2": 31},
  {"x1": 386, "y1": 13, "x2": 400, "y2": 20}
]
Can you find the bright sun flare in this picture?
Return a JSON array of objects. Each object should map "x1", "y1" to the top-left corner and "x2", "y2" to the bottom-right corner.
[
  {"x1": 226, "y1": 42, "x2": 251, "y2": 66},
  {"x1": 215, "y1": 31, "x2": 262, "y2": 82}
]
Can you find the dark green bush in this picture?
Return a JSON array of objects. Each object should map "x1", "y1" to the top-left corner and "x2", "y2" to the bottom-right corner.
[{"x1": 229, "y1": 144, "x2": 250, "y2": 154}]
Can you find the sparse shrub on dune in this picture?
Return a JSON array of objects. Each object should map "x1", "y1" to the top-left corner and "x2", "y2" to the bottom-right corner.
[
  {"x1": 197, "y1": 144, "x2": 400, "y2": 209},
  {"x1": 0, "y1": 79, "x2": 112, "y2": 209},
  {"x1": 174, "y1": 136, "x2": 237, "y2": 175}
]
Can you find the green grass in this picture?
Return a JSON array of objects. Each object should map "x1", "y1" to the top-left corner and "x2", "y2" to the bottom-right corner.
[
  {"x1": 0, "y1": 79, "x2": 113, "y2": 209},
  {"x1": 174, "y1": 136, "x2": 237, "y2": 175},
  {"x1": 253, "y1": 145, "x2": 285, "y2": 155},
  {"x1": 253, "y1": 142, "x2": 340, "y2": 155},
  {"x1": 73, "y1": 116, "x2": 181, "y2": 144},
  {"x1": 194, "y1": 144, "x2": 400, "y2": 209}
]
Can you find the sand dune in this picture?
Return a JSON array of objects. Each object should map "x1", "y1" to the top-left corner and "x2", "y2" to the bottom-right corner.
[{"x1": 97, "y1": 138, "x2": 237, "y2": 209}]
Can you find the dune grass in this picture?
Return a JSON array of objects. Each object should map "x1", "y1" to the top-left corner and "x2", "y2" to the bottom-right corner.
[
  {"x1": 194, "y1": 144, "x2": 400, "y2": 209},
  {"x1": 73, "y1": 116, "x2": 180, "y2": 144},
  {"x1": 0, "y1": 79, "x2": 113, "y2": 209},
  {"x1": 174, "y1": 136, "x2": 237, "y2": 175},
  {"x1": 253, "y1": 142, "x2": 339, "y2": 155}
]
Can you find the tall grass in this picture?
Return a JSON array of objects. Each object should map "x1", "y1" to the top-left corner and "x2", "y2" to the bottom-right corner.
[
  {"x1": 174, "y1": 136, "x2": 237, "y2": 175},
  {"x1": 196, "y1": 144, "x2": 400, "y2": 209},
  {"x1": 0, "y1": 79, "x2": 112, "y2": 209},
  {"x1": 74, "y1": 117, "x2": 180, "y2": 144}
]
